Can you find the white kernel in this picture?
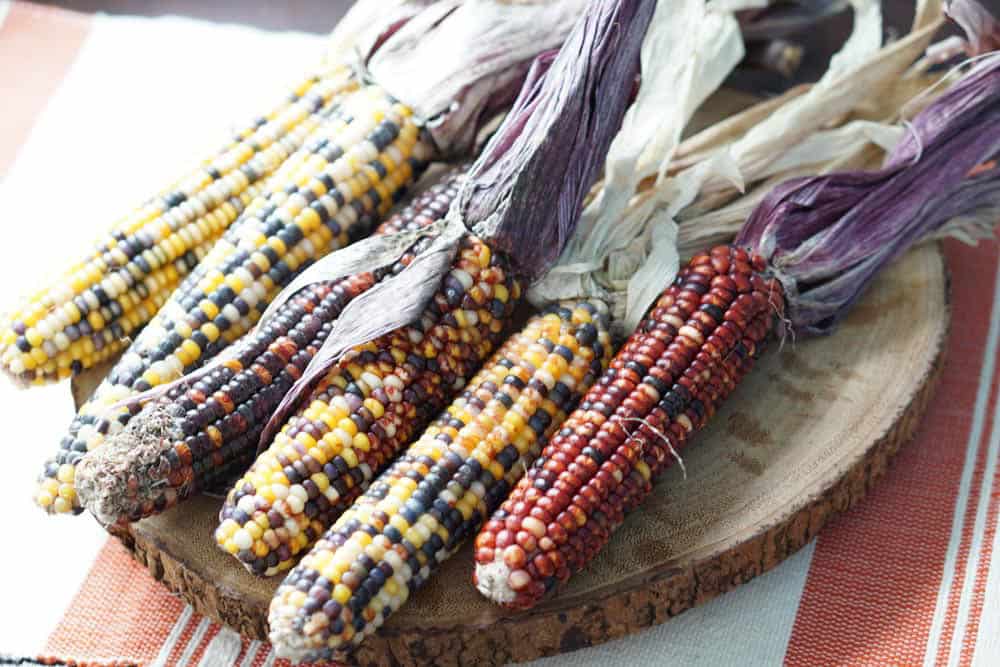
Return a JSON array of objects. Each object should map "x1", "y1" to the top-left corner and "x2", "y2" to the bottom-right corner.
[
  {"x1": 237, "y1": 495, "x2": 257, "y2": 514},
  {"x1": 53, "y1": 333, "x2": 71, "y2": 351},
  {"x1": 233, "y1": 529, "x2": 253, "y2": 550},
  {"x1": 450, "y1": 269, "x2": 473, "y2": 290},
  {"x1": 334, "y1": 429, "x2": 352, "y2": 448}
]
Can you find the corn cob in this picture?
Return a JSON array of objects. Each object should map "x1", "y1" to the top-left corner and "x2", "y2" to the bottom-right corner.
[
  {"x1": 0, "y1": 61, "x2": 358, "y2": 386},
  {"x1": 221, "y1": 299, "x2": 607, "y2": 578},
  {"x1": 70, "y1": 171, "x2": 462, "y2": 523},
  {"x1": 37, "y1": 85, "x2": 433, "y2": 515},
  {"x1": 77, "y1": 233, "x2": 520, "y2": 526},
  {"x1": 473, "y1": 245, "x2": 782, "y2": 609},
  {"x1": 266, "y1": 301, "x2": 611, "y2": 659}
]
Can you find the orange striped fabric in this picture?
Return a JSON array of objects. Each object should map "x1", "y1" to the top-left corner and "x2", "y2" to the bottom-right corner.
[
  {"x1": 43, "y1": 540, "x2": 187, "y2": 665},
  {"x1": 786, "y1": 240, "x2": 1000, "y2": 667},
  {"x1": 40, "y1": 540, "x2": 287, "y2": 666}
]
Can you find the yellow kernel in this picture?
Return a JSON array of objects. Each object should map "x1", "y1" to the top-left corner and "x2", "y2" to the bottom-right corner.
[
  {"x1": 456, "y1": 499, "x2": 474, "y2": 520},
  {"x1": 333, "y1": 584, "x2": 352, "y2": 604},
  {"x1": 268, "y1": 237, "x2": 288, "y2": 255},
  {"x1": 364, "y1": 398, "x2": 384, "y2": 419},
  {"x1": 404, "y1": 528, "x2": 424, "y2": 548},
  {"x1": 296, "y1": 432, "x2": 318, "y2": 449},
  {"x1": 246, "y1": 522, "x2": 264, "y2": 540},
  {"x1": 341, "y1": 448, "x2": 358, "y2": 468},
  {"x1": 307, "y1": 446, "x2": 328, "y2": 465},
  {"x1": 52, "y1": 497, "x2": 72, "y2": 514},
  {"x1": 353, "y1": 433, "x2": 371, "y2": 452},
  {"x1": 297, "y1": 207, "x2": 320, "y2": 232},
  {"x1": 199, "y1": 300, "x2": 219, "y2": 319},
  {"x1": 337, "y1": 418, "x2": 358, "y2": 437},
  {"x1": 311, "y1": 474, "x2": 330, "y2": 493},
  {"x1": 226, "y1": 274, "x2": 245, "y2": 293},
  {"x1": 202, "y1": 322, "x2": 220, "y2": 342}
]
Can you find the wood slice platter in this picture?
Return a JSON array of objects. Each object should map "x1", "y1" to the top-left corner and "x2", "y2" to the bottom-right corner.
[{"x1": 72, "y1": 244, "x2": 950, "y2": 666}]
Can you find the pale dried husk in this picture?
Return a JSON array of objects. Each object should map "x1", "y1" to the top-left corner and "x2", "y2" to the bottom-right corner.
[{"x1": 529, "y1": 0, "x2": 958, "y2": 335}]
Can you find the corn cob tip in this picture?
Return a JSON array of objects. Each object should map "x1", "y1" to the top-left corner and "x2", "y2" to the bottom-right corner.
[
  {"x1": 473, "y1": 560, "x2": 518, "y2": 606},
  {"x1": 75, "y1": 403, "x2": 183, "y2": 526},
  {"x1": 268, "y1": 605, "x2": 322, "y2": 663}
]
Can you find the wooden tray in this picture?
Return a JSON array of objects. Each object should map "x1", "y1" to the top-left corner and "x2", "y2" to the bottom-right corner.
[{"x1": 73, "y1": 244, "x2": 950, "y2": 666}]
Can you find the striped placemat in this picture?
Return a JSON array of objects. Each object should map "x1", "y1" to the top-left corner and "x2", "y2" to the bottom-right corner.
[{"x1": 2, "y1": 2, "x2": 999, "y2": 665}]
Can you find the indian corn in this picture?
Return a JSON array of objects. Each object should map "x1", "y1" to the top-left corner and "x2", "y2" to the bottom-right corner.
[
  {"x1": 0, "y1": 60, "x2": 358, "y2": 386},
  {"x1": 71, "y1": 169, "x2": 461, "y2": 523},
  {"x1": 77, "y1": 233, "x2": 520, "y2": 526},
  {"x1": 267, "y1": 301, "x2": 612, "y2": 659},
  {"x1": 473, "y1": 246, "x2": 781, "y2": 609},
  {"x1": 37, "y1": 85, "x2": 433, "y2": 514}
]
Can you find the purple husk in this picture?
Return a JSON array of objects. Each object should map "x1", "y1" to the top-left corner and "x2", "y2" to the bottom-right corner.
[
  {"x1": 457, "y1": 0, "x2": 656, "y2": 282},
  {"x1": 946, "y1": 0, "x2": 1000, "y2": 56},
  {"x1": 736, "y1": 57, "x2": 1000, "y2": 336},
  {"x1": 259, "y1": 0, "x2": 655, "y2": 443}
]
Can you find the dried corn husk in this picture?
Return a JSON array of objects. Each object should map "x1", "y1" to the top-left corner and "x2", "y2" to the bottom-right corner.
[
  {"x1": 945, "y1": 0, "x2": 1000, "y2": 54},
  {"x1": 739, "y1": 55, "x2": 1000, "y2": 334},
  {"x1": 529, "y1": 0, "x2": 959, "y2": 334},
  {"x1": 258, "y1": 0, "x2": 656, "y2": 442},
  {"x1": 323, "y1": 0, "x2": 434, "y2": 66}
]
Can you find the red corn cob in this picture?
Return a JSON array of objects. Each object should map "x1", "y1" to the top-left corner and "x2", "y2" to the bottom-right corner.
[{"x1": 473, "y1": 244, "x2": 783, "y2": 608}]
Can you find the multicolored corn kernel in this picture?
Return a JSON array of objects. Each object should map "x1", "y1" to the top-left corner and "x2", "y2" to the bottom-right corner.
[
  {"x1": 215, "y1": 235, "x2": 523, "y2": 575},
  {"x1": 36, "y1": 84, "x2": 434, "y2": 515},
  {"x1": 72, "y1": 170, "x2": 460, "y2": 521},
  {"x1": 76, "y1": 233, "x2": 519, "y2": 527},
  {"x1": 472, "y1": 245, "x2": 784, "y2": 610},
  {"x1": 0, "y1": 61, "x2": 358, "y2": 387},
  {"x1": 266, "y1": 301, "x2": 611, "y2": 660}
]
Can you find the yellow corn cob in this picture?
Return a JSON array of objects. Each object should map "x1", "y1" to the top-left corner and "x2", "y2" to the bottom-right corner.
[
  {"x1": 37, "y1": 84, "x2": 433, "y2": 515},
  {"x1": 266, "y1": 301, "x2": 612, "y2": 660},
  {"x1": 0, "y1": 59, "x2": 358, "y2": 386}
]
